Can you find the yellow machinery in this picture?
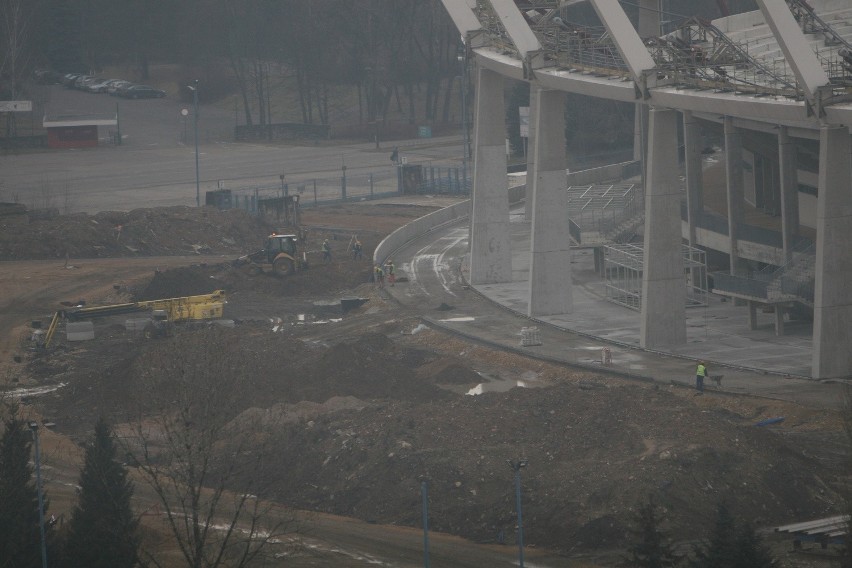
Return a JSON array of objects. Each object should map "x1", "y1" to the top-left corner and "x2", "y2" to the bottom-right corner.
[
  {"x1": 235, "y1": 233, "x2": 309, "y2": 275},
  {"x1": 43, "y1": 290, "x2": 226, "y2": 347}
]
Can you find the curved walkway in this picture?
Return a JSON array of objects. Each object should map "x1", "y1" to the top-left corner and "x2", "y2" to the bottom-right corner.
[{"x1": 383, "y1": 207, "x2": 849, "y2": 410}]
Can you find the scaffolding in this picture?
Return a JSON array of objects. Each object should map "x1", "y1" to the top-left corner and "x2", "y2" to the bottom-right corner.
[
  {"x1": 603, "y1": 243, "x2": 709, "y2": 311},
  {"x1": 474, "y1": 1, "x2": 852, "y2": 101},
  {"x1": 566, "y1": 183, "x2": 643, "y2": 243}
]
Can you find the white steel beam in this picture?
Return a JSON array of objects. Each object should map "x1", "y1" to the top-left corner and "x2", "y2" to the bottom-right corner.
[
  {"x1": 589, "y1": 0, "x2": 656, "y2": 87},
  {"x1": 754, "y1": 0, "x2": 831, "y2": 107},
  {"x1": 487, "y1": 0, "x2": 545, "y2": 72},
  {"x1": 439, "y1": 0, "x2": 482, "y2": 37}
]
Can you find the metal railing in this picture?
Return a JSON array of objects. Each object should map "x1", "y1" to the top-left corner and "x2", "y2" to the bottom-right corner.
[
  {"x1": 472, "y1": 2, "x2": 852, "y2": 100},
  {"x1": 567, "y1": 183, "x2": 644, "y2": 242}
]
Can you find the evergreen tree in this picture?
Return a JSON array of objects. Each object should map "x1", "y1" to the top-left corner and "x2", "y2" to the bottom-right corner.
[
  {"x1": 0, "y1": 417, "x2": 43, "y2": 568},
  {"x1": 624, "y1": 495, "x2": 680, "y2": 567},
  {"x1": 731, "y1": 523, "x2": 777, "y2": 568},
  {"x1": 63, "y1": 417, "x2": 138, "y2": 568},
  {"x1": 691, "y1": 503, "x2": 777, "y2": 568}
]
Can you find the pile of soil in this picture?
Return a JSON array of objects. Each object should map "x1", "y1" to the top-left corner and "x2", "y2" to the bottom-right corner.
[
  {"x1": 255, "y1": 380, "x2": 844, "y2": 552},
  {"x1": 0, "y1": 206, "x2": 276, "y2": 260},
  {"x1": 25, "y1": 322, "x2": 848, "y2": 556}
]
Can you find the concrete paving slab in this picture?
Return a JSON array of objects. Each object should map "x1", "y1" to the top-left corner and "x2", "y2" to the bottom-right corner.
[{"x1": 386, "y1": 212, "x2": 850, "y2": 410}]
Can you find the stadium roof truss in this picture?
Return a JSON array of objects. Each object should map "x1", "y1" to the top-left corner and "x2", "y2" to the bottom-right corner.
[{"x1": 447, "y1": 0, "x2": 852, "y2": 121}]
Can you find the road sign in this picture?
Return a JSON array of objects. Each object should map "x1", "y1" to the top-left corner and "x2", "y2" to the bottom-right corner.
[
  {"x1": 0, "y1": 101, "x2": 32, "y2": 112},
  {"x1": 418, "y1": 125, "x2": 432, "y2": 138}
]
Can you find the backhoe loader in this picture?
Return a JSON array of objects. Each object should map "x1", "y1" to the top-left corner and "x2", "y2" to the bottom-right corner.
[{"x1": 234, "y1": 233, "x2": 309, "y2": 276}]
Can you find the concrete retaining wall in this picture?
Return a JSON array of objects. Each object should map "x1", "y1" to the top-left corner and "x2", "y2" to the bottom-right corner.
[
  {"x1": 374, "y1": 200, "x2": 470, "y2": 266},
  {"x1": 371, "y1": 161, "x2": 629, "y2": 266}
]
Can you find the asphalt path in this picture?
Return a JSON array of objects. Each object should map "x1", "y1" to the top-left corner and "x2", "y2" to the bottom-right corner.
[{"x1": 1, "y1": 85, "x2": 465, "y2": 213}]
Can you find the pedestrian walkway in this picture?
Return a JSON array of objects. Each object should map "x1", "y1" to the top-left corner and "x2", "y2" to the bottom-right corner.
[{"x1": 387, "y1": 214, "x2": 849, "y2": 410}]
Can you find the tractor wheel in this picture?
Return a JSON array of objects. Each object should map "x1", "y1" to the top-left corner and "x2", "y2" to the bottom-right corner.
[{"x1": 273, "y1": 258, "x2": 295, "y2": 276}]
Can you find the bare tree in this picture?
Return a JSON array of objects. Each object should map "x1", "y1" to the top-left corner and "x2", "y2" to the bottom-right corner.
[
  {"x1": 0, "y1": 0, "x2": 36, "y2": 136},
  {"x1": 121, "y1": 328, "x2": 297, "y2": 568}
]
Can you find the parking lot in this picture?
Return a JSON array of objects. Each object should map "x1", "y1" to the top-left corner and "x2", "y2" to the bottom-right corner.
[{"x1": 2, "y1": 84, "x2": 464, "y2": 213}]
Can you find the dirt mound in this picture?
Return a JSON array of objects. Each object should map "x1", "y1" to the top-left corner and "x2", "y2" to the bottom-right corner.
[
  {"x1": 415, "y1": 357, "x2": 482, "y2": 385},
  {"x1": 297, "y1": 333, "x2": 448, "y2": 403},
  {"x1": 20, "y1": 314, "x2": 850, "y2": 559},
  {"x1": 0, "y1": 206, "x2": 275, "y2": 260},
  {"x1": 256, "y1": 382, "x2": 844, "y2": 553},
  {"x1": 136, "y1": 266, "x2": 223, "y2": 300}
]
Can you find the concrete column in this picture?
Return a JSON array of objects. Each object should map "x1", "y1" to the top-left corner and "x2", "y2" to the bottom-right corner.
[
  {"x1": 683, "y1": 111, "x2": 703, "y2": 246},
  {"x1": 640, "y1": 108, "x2": 686, "y2": 348},
  {"x1": 528, "y1": 88, "x2": 572, "y2": 316},
  {"x1": 469, "y1": 67, "x2": 512, "y2": 285},
  {"x1": 747, "y1": 300, "x2": 758, "y2": 330},
  {"x1": 778, "y1": 126, "x2": 800, "y2": 263},
  {"x1": 812, "y1": 126, "x2": 852, "y2": 379},
  {"x1": 524, "y1": 84, "x2": 540, "y2": 221},
  {"x1": 633, "y1": 104, "x2": 643, "y2": 163},
  {"x1": 724, "y1": 116, "x2": 745, "y2": 274}
]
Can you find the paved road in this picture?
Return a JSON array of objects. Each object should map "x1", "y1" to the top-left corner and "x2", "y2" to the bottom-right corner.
[{"x1": 1, "y1": 85, "x2": 465, "y2": 213}]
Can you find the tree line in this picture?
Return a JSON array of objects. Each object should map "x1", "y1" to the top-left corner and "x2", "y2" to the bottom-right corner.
[{"x1": 0, "y1": 0, "x2": 464, "y2": 129}]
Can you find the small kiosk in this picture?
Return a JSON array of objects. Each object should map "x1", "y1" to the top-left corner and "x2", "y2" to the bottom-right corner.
[{"x1": 43, "y1": 113, "x2": 118, "y2": 149}]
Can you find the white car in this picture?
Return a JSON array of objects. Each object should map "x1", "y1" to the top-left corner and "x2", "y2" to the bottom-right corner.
[
  {"x1": 86, "y1": 79, "x2": 121, "y2": 93},
  {"x1": 107, "y1": 80, "x2": 134, "y2": 95}
]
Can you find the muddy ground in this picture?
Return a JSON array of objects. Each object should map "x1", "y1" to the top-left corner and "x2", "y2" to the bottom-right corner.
[{"x1": 1, "y1": 201, "x2": 850, "y2": 567}]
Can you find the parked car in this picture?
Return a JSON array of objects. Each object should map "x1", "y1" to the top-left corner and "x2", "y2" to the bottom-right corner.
[
  {"x1": 107, "y1": 80, "x2": 134, "y2": 95},
  {"x1": 86, "y1": 78, "x2": 122, "y2": 93},
  {"x1": 117, "y1": 85, "x2": 166, "y2": 99},
  {"x1": 74, "y1": 76, "x2": 99, "y2": 90},
  {"x1": 63, "y1": 73, "x2": 83, "y2": 88}
]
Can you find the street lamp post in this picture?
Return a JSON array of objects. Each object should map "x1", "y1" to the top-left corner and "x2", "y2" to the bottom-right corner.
[
  {"x1": 29, "y1": 422, "x2": 48, "y2": 568},
  {"x1": 280, "y1": 173, "x2": 288, "y2": 224},
  {"x1": 421, "y1": 478, "x2": 430, "y2": 568},
  {"x1": 508, "y1": 459, "x2": 529, "y2": 568},
  {"x1": 188, "y1": 80, "x2": 200, "y2": 207}
]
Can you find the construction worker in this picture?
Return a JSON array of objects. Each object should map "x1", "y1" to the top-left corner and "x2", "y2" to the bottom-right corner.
[
  {"x1": 386, "y1": 259, "x2": 396, "y2": 286},
  {"x1": 322, "y1": 239, "x2": 331, "y2": 263},
  {"x1": 352, "y1": 239, "x2": 363, "y2": 261},
  {"x1": 695, "y1": 361, "x2": 707, "y2": 393},
  {"x1": 374, "y1": 264, "x2": 385, "y2": 289}
]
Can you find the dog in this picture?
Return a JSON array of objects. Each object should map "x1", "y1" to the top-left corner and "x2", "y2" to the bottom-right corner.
[{"x1": 710, "y1": 374, "x2": 723, "y2": 388}]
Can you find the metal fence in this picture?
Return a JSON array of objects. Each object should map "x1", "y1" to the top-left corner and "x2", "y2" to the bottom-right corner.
[{"x1": 208, "y1": 164, "x2": 470, "y2": 217}]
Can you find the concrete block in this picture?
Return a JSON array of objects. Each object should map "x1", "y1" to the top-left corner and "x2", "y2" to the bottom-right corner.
[{"x1": 66, "y1": 321, "x2": 95, "y2": 342}]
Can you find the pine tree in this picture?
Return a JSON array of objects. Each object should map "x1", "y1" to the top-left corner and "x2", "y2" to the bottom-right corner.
[
  {"x1": 0, "y1": 417, "x2": 43, "y2": 568},
  {"x1": 624, "y1": 495, "x2": 680, "y2": 567},
  {"x1": 732, "y1": 523, "x2": 777, "y2": 568},
  {"x1": 691, "y1": 503, "x2": 777, "y2": 568},
  {"x1": 63, "y1": 417, "x2": 138, "y2": 568}
]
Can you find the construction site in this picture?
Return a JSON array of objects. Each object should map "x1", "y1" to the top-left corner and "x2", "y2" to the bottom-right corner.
[
  {"x1": 2, "y1": 0, "x2": 852, "y2": 565},
  {"x1": 0, "y1": 194, "x2": 848, "y2": 567}
]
